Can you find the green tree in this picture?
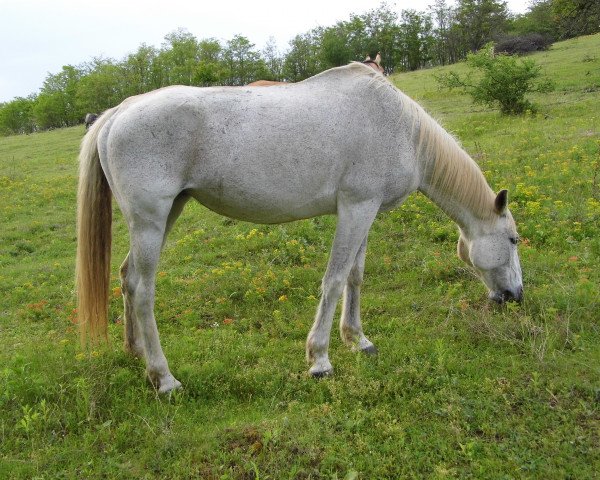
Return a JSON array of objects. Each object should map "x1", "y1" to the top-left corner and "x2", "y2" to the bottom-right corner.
[
  {"x1": 399, "y1": 10, "x2": 434, "y2": 71},
  {"x1": 0, "y1": 96, "x2": 37, "y2": 135},
  {"x1": 158, "y1": 29, "x2": 201, "y2": 86},
  {"x1": 510, "y1": 0, "x2": 558, "y2": 38},
  {"x1": 455, "y1": 0, "x2": 510, "y2": 53},
  {"x1": 123, "y1": 44, "x2": 162, "y2": 94},
  {"x1": 76, "y1": 60, "x2": 128, "y2": 113},
  {"x1": 436, "y1": 43, "x2": 554, "y2": 114},
  {"x1": 320, "y1": 26, "x2": 352, "y2": 68},
  {"x1": 429, "y1": 0, "x2": 463, "y2": 65},
  {"x1": 283, "y1": 32, "x2": 321, "y2": 82},
  {"x1": 343, "y1": 15, "x2": 370, "y2": 61},
  {"x1": 552, "y1": 0, "x2": 600, "y2": 38},
  {"x1": 222, "y1": 35, "x2": 268, "y2": 85},
  {"x1": 33, "y1": 65, "x2": 83, "y2": 128},
  {"x1": 356, "y1": 4, "x2": 402, "y2": 74},
  {"x1": 262, "y1": 37, "x2": 284, "y2": 81},
  {"x1": 196, "y1": 39, "x2": 225, "y2": 86},
  {"x1": 32, "y1": 93, "x2": 68, "y2": 129}
]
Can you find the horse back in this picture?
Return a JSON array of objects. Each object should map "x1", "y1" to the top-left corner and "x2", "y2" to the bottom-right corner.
[{"x1": 100, "y1": 78, "x2": 413, "y2": 223}]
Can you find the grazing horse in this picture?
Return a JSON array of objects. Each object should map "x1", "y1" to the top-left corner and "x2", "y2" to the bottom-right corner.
[
  {"x1": 77, "y1": 62, "x2": 523, "y2": 393},
  {"x1": 246, "y1": 79, "x2": 286, "y2": 86},
  {"x1": 362, "y1": 52, "x2": 384, "y2": 73},
  {"x1": 247, "y1": 53, "x2": 384, "y2": 87},
  {"x1": 84, "y1": 113, "x2": 98, "y2": 129}
]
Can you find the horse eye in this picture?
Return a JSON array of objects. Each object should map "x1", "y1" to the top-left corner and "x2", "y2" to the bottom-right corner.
[{"x1": 509, "y1": 237, "x2": 519, "y2": 245}]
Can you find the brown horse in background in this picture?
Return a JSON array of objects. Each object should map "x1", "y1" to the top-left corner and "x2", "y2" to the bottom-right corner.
[{"x1": 247, "y1": 53, "x2": 384, "y2": 87}]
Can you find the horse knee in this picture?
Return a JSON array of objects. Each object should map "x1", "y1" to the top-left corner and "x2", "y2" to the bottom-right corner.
[
  {"x1": 347, "y1": 267, "x2": 364, "y2": 288},
  {"x1": 322, "y1": 274, "x2": 347, "y2": 301},
  {"x1": 120, "y1": 263, "x2": 137, "y2": 296},
  {"x1": 348, "y1": 269, "x2": 363, "y2": 287}
]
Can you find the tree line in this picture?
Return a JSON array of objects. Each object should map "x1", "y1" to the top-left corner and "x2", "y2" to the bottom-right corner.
[{"x1": 1, "y1": 0, "x2": 598, "y2": 136}]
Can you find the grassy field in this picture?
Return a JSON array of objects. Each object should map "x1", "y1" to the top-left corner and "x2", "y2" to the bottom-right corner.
[{"x1": 1, "y1": 34, "x2": 599, "y2": 479}]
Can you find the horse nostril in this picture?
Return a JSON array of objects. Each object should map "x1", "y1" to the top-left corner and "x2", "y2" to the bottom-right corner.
[
  {"x1": 516, "y1": 286, "x2": 524, "y2": 303},
  {"x1": 504, "y1": 287, "x2": 524, "y2": 303}
]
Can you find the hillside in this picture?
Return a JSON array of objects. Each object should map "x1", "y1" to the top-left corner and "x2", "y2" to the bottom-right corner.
[{"x1": 0, "y1": 34, "x2": 598, "y2": 479}]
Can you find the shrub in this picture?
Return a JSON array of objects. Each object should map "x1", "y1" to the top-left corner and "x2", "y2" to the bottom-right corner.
[
  {"x1": 435, "y1": 43, "x2": 554, "y2": 115},
  {"x1": 495, "y1": 34, "x2": 553, "y2": 55}
]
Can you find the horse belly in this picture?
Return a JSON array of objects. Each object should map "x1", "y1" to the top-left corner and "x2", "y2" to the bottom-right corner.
[
  {"x1": 185, "y1": 102, "x2": 351, "y2": 222},
  {"x1": 187, "y1": 166, "x2": 338, "y2": 224}
]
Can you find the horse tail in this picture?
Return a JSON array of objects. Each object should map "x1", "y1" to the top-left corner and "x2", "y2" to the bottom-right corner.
[{"x1": 76, "y1": 108, "x2": 117, "y2": 344}]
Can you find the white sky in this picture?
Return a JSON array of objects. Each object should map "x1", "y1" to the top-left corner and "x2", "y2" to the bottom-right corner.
[{"x1": 0, "y1": 0, "x2": 529, "y2": 102}]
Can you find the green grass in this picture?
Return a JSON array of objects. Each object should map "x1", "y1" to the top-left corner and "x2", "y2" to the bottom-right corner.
[{"x1": 1, "y1": 34, "x2": 599, "y2": 479}]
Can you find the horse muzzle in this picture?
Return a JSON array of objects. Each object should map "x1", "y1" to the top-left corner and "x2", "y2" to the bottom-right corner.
[{"x1": 489, "y1": 285, "x2": 523, "y2": 304}]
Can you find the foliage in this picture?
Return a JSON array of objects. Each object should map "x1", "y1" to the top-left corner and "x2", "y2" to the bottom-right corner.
[
  {"x1": 495, "y1": 33, "x2": 553, "y2": 55},
  {"x1": 510, "y1": 0, "x2": 600, "y2": 40},
  {"x1": 320, "y1": 27, "x2": 353, "y2": 68},
  {"x1": 453, "y1": 0, "x2": 510, "y2": 53},
  {"x1": 75, "y1": 59, "x2": 130, "y2": 114},
  {"x1": 552, "y1": 0, "x2": 600, "y2": 38},
  {"x1": 1, "y1": 2, "x2": 600, "y2": 136},
  {"x1": 0, "y1": 96, "x2": 36, "y2": 135},
  {"x1": 398, "y1": 9, "x2": 435, "y2": 71},
  {"x1": 262, "y1": 37, "x2": 285, "y2": 82},
  {"x1": 222, "y1": 35, "x2": 269, "y2": 86},
  {"x1": 123, "y1": 43, "x2": 162, "y2": 94},
  {"x1": 509, "y1": 0, "x2": 560, "y2": 38},
  {"x1": 283, "y1": 32, "x2": 322, "y2": 82},
  {"x1": 33, "y1": 65, "x2": 84, "y2": 129},
  {"x1": 0, "y1": 34, "x2": 599, "y2": 479},
  {"x1": 436, "y1": 43, "x2": 555, "y2": 114}
]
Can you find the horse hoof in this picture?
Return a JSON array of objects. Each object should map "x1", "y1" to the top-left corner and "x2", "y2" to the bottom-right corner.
[
  {"x1": 156, "y1": 375, "x2": 182, "y2": 394},
  {"x1": 361, "y1": 344, "x2": 378, "y2": 356}
]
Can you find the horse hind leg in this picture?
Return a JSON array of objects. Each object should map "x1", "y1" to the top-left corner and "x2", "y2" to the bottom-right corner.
[
  {"x1": 339, "y1": 237, "x2": 377, "y2": 355},
  {"x1": 120, "y1": 193, "x2": 190, "y2": 360},
  {"x1": 120, "y1": 194, "x2": 191, "y2": 393},
  {"x1": 121, "y1": 252, "x2": 144, "y2": 357}
]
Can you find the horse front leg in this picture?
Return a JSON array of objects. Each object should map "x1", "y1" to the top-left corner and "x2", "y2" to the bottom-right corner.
[
  {"x1": 306, "y1": 198, "x2": 379, "y2": 377},
  {"x1": 339, "y1": 237, "x2": 377, "y2": 355}
]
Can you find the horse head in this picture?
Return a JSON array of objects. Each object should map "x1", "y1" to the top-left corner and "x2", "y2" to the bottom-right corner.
[
  {"x1": 363, "y1": 52, "x2": 384, "y2": 73},
  {"x1": 457, "y1": 190, "x2": 523, "y2": 303}
]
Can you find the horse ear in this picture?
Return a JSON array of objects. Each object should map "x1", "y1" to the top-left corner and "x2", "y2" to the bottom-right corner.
[
  {"x1": 494, "y1": 189, "x2": 508, "y2": 214},
  {"x1": 364, "y1": 55, "x2": 371, "y2": 61},
  {"x1": 374, "y1": 52, "x2": 382, "y2": 66}
]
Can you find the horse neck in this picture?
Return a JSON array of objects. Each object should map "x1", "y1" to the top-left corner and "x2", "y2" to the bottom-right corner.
[{"x1": 415, "y1": 118, "x2": 496, "y2": 234}]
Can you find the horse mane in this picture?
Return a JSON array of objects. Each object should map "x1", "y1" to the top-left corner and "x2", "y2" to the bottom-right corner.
[
  {"x1": 303, "y1": 63, "x2": 497, "y2": 221},
  {"x1": 414, "y1": 107, "x2": 496, "y2": 221},
  {"x1": 339, "y1": 63, "x2": 496, "y2": 221}
]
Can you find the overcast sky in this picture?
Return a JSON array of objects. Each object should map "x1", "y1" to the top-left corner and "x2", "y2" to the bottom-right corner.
[{"x1": 0, "y1": 0, "x2": 529, "y2": 103}]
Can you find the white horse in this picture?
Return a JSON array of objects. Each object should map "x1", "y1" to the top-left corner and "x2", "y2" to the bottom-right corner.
[{"x1": 77, "y1": 63, "x2": 523, "y2": 393}]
